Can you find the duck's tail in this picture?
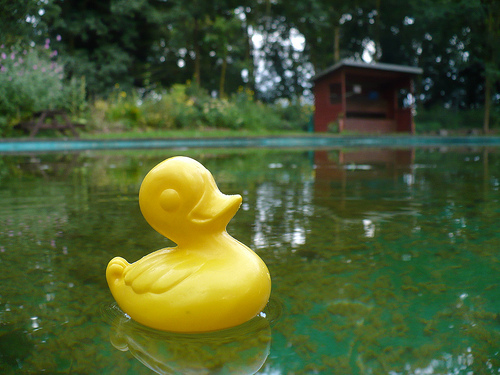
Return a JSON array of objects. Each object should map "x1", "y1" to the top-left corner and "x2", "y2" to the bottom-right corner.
[{"x1": 106, "y1": 257, "x2": 129, "y2": 287}]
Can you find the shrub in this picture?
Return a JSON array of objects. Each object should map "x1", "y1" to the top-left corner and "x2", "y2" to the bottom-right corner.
[
  {"x1": 415, "y1": 105, "x2": 485, "y2": 133},
  {"x1": 271, "y1": 98, "x2": 314, "y2": 131},
  {"x1": 492, "y1": 104, "x2": 500, "y2": 129},
  {"x1": 87, "y1": 82, "x2": 313, "y2": 134},
  {"x1": 0, "y1": 39, "x2": 86, "y2": 136}
]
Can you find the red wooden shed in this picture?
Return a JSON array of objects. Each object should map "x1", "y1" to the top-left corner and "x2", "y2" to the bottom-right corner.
[{"x1": 313, "y1": 60, "x2": 423, "y2": 133}]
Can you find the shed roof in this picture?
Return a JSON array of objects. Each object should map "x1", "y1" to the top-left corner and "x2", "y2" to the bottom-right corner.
[{"x1": 313, "y1": 59, "x2": 423, "y2": 81}]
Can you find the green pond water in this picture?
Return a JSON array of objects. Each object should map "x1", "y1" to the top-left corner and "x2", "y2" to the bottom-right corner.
[{"x1": 0, "y1": 146, "x2": 499, "y2": 374}]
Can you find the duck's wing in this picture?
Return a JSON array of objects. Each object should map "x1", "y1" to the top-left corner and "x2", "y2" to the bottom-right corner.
[{"x1": 123, "y1": 249, "x2": 205, "y2": 294}]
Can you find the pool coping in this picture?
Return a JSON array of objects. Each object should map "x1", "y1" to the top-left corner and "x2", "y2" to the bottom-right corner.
[{"x1": 1, "y1": 135, "x2": 500, "y2": 153}]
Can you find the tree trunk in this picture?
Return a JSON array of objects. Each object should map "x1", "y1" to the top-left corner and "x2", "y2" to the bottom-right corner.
[
  {"x1": 219, "y1": 51, "x2": 227, "y2": 98},
  {"x1": 484, "y1": 72, "x2": 491, "y2": 134},
  {"x1": 482, "y1": 0, "x2": 498, "y2": 134},
  {"x1": 334, "y1": 25, "x2": 340, "y2": 62},
  {"x1": 374, "y1": 0, "x2": 381, "y2": 61},
  {"x1": 193, "y1": 18, "x2": 201, "y2": 86},
  {"x1": 243, "y1": 12, "x2": 256, "y2": 93}
]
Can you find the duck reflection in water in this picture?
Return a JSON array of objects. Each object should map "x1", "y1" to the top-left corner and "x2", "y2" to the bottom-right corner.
[{"x1": 108, "y1": 304, "x2": 271, "y2": 375}]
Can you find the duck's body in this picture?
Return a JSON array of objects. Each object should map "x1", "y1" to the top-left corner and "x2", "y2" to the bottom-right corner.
[
  {"x1": 106, "y1": 156, "x2": 271, "y2": 333},
  {"x1": 107, "y1": 233, "x2": 270, "y2": 332}
]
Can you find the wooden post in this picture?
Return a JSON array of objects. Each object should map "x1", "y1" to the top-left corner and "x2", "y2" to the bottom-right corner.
[
  {"x1": 410, "y1": 78, "x2": 416, "y2": 134},
  {"x1": 29, "y1": 111, "x2": 48, "y2": 138},
  {"x1": 340, "y1": 70, "x2": 346, "y2": 132}
]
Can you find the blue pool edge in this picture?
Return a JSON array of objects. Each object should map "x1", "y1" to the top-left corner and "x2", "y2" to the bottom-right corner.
[{"x1": 1, "y1": 135, "x2": 500, "y2": 153}]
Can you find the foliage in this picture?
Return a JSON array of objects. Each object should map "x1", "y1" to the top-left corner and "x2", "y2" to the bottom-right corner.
[
  {"x1": 88, "y1": 83, "x2": 312, "y2": 133},
  {"x1": 40, "y1": 0, "x2": 169, "y2": 96},
  {"x1": 1, "y1": 1, "x2": 499, "y2": 133},
  {"x1": 415, "y1": 106, "x2": 491, "y2": 133},
  {"x1": 0, "y1": 0, "x2": 40, "y2": 45},
  {"x1": 0, "y1": 40, "x2": 86, "y2": 136}
]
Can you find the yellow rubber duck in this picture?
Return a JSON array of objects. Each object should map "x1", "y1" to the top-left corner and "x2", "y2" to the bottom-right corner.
[{"x1": 106, "y1": 156, "x2": 271, "y2": 333}]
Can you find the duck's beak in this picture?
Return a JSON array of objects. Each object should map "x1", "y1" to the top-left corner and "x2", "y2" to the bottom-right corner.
[{"x1": 189, "y1": 192, "x2": 242, "y2": 226}]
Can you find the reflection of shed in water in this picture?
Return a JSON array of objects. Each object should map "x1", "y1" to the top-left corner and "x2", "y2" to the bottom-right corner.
[
  {"x1": 313, "y1": 60, "x2": 422, "y2": 133},
  {"x1": 314, "y1": 149, "x2": 415, "y2": 181},
  {"x1": 313, "y1": 149, "x2": 416, "y2": 218}
]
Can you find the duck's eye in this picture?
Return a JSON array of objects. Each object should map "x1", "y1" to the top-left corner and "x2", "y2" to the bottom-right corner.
[{"x1": 159, "y1": 189, "x2": 181, "y2": 212}]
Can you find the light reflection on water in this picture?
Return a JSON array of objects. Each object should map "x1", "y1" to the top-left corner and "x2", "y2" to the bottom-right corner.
[
  {"x1": 252, "y1": 180, "x2": 314, "y2": 250},
  {"x1": 0, "y1": 147, "x2": 499, "y2": 374}
]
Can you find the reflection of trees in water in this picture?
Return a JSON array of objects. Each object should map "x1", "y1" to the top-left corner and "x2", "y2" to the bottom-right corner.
[{"x1": 251, "y1": 180, "x2": 314, "y2": 250}]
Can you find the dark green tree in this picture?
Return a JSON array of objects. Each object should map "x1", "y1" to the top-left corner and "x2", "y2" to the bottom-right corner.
[
  {"x1": 402, "y1": 0, "x2": 499, "y2": 129},
  {"x1": 204, "y1": 13, "x2": 247, "y2": 98},
  {"x1": 476, "y1": 0, "x2": 500, "y2": 132},
  {"x1": 0, "y1": 0, "x2": 41, "y2": 45},
  {"x1": 284, "y1": 0, "x2": 371, "y2": 71},
  {"x1": 40, "y1": 0, "x2": 168, "y2": 96},
  {"x1": 144, "y1": 0, "x2": 251, "y2": 96},
  {"x1": 252, "y1": 0, "x2": 373, "y2": 101}
]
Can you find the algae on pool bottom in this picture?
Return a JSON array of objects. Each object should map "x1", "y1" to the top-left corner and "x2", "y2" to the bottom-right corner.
[{"x1": 0, "y1": 147, "x2": 498, "y2": 374}]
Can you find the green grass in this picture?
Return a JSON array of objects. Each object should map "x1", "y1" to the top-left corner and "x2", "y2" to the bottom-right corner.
[{"x1": 80, "y1": 128, "x2": 310, "y2": 140}]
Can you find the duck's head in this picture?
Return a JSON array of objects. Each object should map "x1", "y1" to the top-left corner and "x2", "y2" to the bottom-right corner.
[{"x1": 139, "y1": 156, "x2": 242, "y2": 244}]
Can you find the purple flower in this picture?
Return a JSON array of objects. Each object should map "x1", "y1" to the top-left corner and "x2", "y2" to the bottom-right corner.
[
  {"x1": 1, "y1": 65, "x2": 6, "y2": 72},
  {"x1": 10, "y1": 52, "x2": 15, "y2": 60},
  {"x1": 45, "y1": 38, "x2": 50, "y2": 45},
  {"x1": 33, "y1": 64, "x2": 38, "y2": 70},
  {"x1": 56, "y1": 35, "x2": 61, "y2": 41},
  {"x1": 41, "y1": 67, "x2": 46, "y2": 72},
  {"x1": 18, "y1": 57, "x2": 23, "y2": 63},
  {"x1": 50, "y1": 50, "x2": 58, "y2": 57},
  {"x1": 1, "y1": 52, "x2": 6, "y2": 59}
]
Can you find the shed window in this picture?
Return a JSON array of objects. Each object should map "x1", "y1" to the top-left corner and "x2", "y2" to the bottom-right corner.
[{"x1": 329, "y1": 83, "x2": 341, "y2": 104}]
